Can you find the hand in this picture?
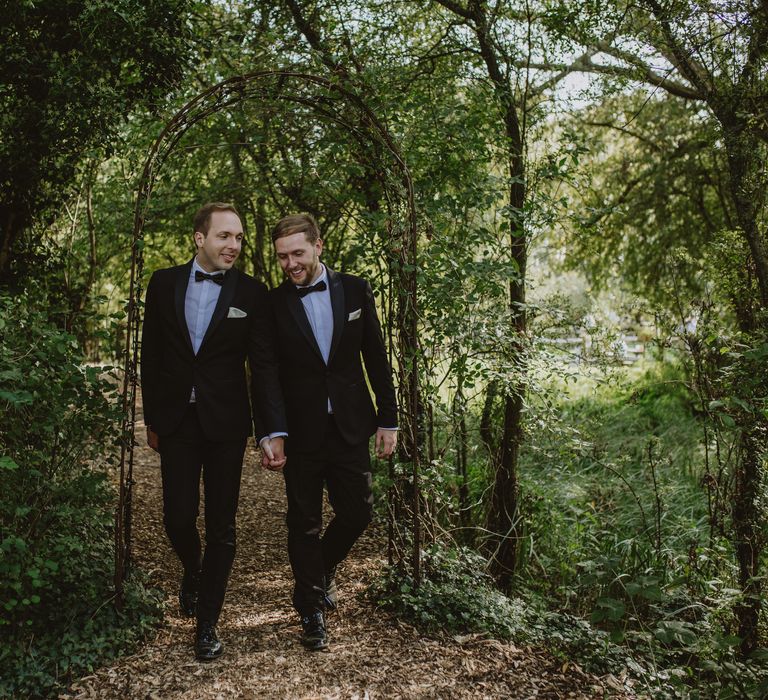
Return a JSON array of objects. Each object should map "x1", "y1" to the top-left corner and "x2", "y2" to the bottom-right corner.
[
  {"x1": 261, "y1": 437, "x2": 287, "y2": 471},
  {"x1": 146, "y1": 426, "x2": 160, "y2": 453},
  {"x1": 375, "y1": 428, "x2": 397, "y2": 458}
]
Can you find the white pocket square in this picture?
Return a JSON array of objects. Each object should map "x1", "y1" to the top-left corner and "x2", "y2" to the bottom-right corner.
[
  {"x1": 227, "y1": 306, "x2": 247, "y2": 318},
  {"x1": 348, "y1": 308, "x2": 362, "y2": 321}
]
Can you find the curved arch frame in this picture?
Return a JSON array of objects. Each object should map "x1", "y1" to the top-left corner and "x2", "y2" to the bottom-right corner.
[{"x1": 115, "y1": 71, "x2": 421, "y2": 605}]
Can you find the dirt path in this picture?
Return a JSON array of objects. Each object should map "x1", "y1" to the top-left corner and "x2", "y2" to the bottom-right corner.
[{"x1": 65, "y1": 418, "x2": 630, "y2": 699}]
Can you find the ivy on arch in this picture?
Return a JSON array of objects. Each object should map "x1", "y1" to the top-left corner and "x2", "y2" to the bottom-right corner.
[{"x1": 115, "y1": 70, "x2": 422, "y2": 607}]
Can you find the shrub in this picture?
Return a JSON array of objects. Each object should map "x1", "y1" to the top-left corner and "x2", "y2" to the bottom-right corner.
[
  {"x1": 370, "y1": 544, "x2": 634, "y2": 677},
  {"x1": 0, "y1": 289, "x2": 161, "y2": 698},
  {"x1": 371, "y1": 544, "x2": 531, "y2": 639}
]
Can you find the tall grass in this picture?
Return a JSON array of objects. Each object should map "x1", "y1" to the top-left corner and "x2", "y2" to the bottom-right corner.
[{"x1": 520, "y1": 362, "x2": 716, "y2": 613}]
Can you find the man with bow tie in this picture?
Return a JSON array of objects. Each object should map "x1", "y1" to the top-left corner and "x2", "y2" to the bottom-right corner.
[
  {"x1": 141, "y1": 202, "x2": 287, "y2": 661},
  {"x1": 266, "y1": 213, "x2": 398, "y2": 651}
]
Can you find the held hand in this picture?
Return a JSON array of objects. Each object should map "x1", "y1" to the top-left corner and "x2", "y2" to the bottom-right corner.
[
  {"x1": 146, "y1": 426, "x2": 160, "y2": 453},
  {"x1": 261, "y1": 437, "x2": 287, "y2": 471},
  {"x1": 268, "y1": 437, "x2": 287, "y2": 470},
  {"x1": 261, "y1": 438, "x2": 275, "y2": 465},
  {"x1": 261, "y1": 439, "x2": 276, "y2": 469},
  {"x1": 375, "y1": 428, "x2": 397, "y2": 458}
]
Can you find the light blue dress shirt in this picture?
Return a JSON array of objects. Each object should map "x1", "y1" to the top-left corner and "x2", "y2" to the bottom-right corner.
[
  {"x1": 294, "y1": 264, "x2": 396, "y2": 432},
  {"x1": 267, "y1": 264, "x2": 396, "y2": 443},
  {"x1": 185, "y1": 258, "x2": 224, "y2": 401},
  {"x1": 186, "y1": 258, "x2": 223, "y2": 354},
  {"x1": 299, "y1": 265, "x2": 333, "y2": 361}
]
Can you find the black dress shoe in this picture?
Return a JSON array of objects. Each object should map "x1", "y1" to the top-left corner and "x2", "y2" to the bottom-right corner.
[
  {"x1": 195, "y1": 620, "x2": 223, "y2": 661},
  {"x1": 324, "y1": 566, "x2": 338, "y2": 611},
  {"x1": 179, "y1": 570, "x2": 201, "y2": 618},
  {"x1": 300, "y1": 611, "x2": 328, "y2": 651}
]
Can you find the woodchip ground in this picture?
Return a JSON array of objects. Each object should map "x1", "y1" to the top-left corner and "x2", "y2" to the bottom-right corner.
[{"x1": 65, "y1": 411, "x2": 633, "y2": 699}]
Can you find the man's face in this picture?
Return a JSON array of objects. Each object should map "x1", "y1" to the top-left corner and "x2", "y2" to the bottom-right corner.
[
  {"x1": 275, "y1": 231, "x2": 323, "y2": 286},
  {"x1": 195, "y1": 210, "x2": 243, "y2": 272}
]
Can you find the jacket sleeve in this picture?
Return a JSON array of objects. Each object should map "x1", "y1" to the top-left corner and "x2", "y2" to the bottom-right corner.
[
  {"x1": 140, "y1": 272, "x2": 162, "y2": 429},
  {"x1": 247, "y1": 283, "x2": 288, "y2": 439},
  {"x1": 360, "y1": 280, "x2": 398, "y2": 428}
]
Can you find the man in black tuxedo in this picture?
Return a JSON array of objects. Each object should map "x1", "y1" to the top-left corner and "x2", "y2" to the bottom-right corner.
[
  {"x1": 266, "y1": 213, "x2": 397, "y2": 651},
  {"x1": 141, "y1": 202, "x2": 286, "y2": 661}
]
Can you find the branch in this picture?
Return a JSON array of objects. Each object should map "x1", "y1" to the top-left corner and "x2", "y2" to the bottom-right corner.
[
  {"x1": 579, "y1": 171, "x2": 646, "y2": 228},
  {"x1": 525, "y1": 50, "x2": 600, "y2": 97},
  {"x1": 284, "y1": 0, "x2": 346, "y2": 76},
  {"x1": 432, "y1": 0, "x2": 474, "y2": 21},
  {"x1": 595, "y1": 37, "x2": 706, "y2": 99},
  {"x1": 581, "y1": 120, "x2": 663, "y2": 151},
  {"x1": 739, "y1": 2, "x2": 768, "y2": 90},
  {"x1": 521, "y1": 52, "x2": 703, "y2": 101},
  {"x1": 331, "y1": 0, "x2": 366, "y2": 75},
  {"x1": 640, "y1": 0, "x2": 714, "y2": 97}
]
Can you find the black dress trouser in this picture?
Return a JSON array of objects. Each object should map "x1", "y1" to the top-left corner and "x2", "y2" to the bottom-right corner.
[
  {"x1": 283, "y1": 414, "x2": 373, "y2": 615},
  {"x1": 159, "y1": 403, "x2": 246, "y2": 624}
]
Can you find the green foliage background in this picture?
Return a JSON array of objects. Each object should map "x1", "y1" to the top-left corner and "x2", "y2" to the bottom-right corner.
[
  {"x1": 1, "y1": 0, "x2": 768, "y2": 697},
  {"x1": 0, "y1": 286, "x2": 162, "y2": 697}
]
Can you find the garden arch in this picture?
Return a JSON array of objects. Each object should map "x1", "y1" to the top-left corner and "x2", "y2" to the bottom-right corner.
[{"x1": 115, "y1": 71, "x2": 421, "y2": 607}]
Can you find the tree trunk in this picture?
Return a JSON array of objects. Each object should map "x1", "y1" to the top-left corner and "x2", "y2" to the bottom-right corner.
[
  {"x1": 718, "y1": 112, "x2": 768, "y2": 656},
  {"x1": 448, "y1": 1, "x2": 528, "y2": 589},
  {"x1": 485, "y1": 97, "x2": 527, "y2": 587},
  {"x1": 0, "y1": 209, "x2": 18, "y2": 284},
  {"x1": 487, "y1": 390, "x2": 523, "y2": 587},
  {"x1": 453, "y1": 388, "x2": 470, "y2": 534},
  {"x1": 720, "y1": 116, "x2": 768, "y2": 308},
  {"x1": 480, "y1": 378, "x2": 499, "y2": 457},
  {"x1": 733, "y1": 424, "x2": 765, "y2": 656}
]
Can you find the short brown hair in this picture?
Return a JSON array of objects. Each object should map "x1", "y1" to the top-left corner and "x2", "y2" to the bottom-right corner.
[
  {"x1": 193, "y1": 202, "x2": 240, "y2": 236},
  {"x1": 271, "y1": 213, "x2": 321, "y2": 244}
]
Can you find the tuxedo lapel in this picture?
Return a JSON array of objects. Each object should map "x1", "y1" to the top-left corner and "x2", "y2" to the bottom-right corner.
[
  {"x1": 200, "y1": 267, "x2": 238, "y2": 350},
  {"x1": 174, "y1": 260, "x2": 194, "y2": 354},
  {"x1": 327, "y1": 268, "x2": 345, "y2": 365},
  {"x1": 282, "y1": 280, "x2": 324, "y2": 362}
]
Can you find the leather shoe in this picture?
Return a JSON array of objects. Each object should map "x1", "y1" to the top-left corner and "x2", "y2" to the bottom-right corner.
[
  {"x1": 179, "y1": 570, "x2": 201, "y2": 618},
  {"x1": 195, "y1": 620, "x2": 223, "y2": 661},
  {"x1": 324, "y1": 566, "x2": 338, "y2": 611},
  {"x1": 300, "y1": 610, "x2": 328, "y2": 651}
]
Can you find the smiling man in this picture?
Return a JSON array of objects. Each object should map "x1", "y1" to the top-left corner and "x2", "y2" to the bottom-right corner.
[
  {"x1": 267, "y1": 213, "x2": 398, "y2": 651},
  {"x1": 141, "y1": 202, "x2": 286, "y2": 661}
]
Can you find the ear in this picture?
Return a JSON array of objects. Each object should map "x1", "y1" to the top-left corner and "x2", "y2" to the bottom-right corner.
[
  {"x1": 194, "y1": 231, "x2": 205, "y2": 248},
  {"x1": 316, "y1": 238, "x2": 324, "y2": 255}
]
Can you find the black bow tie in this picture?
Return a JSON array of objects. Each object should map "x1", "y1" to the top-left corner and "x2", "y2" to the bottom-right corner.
[
  {"x1": 296, "y1": 280, "x2": 327, "y2": 298},
  {"x1": 195, "y1": 270, "x2": 226, "y2": 285}
]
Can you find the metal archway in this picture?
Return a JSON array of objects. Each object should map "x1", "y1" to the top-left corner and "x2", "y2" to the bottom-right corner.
[{"x1": 114, "y1": 70, "x2": 422, "y2": 606}]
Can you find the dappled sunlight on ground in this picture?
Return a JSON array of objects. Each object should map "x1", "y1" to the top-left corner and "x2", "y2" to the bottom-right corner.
[{"x1": 64, "y1": 398, "x2": 627, "y2": 699}]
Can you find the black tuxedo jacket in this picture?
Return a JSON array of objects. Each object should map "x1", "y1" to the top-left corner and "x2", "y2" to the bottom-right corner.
[
  {"x1": 269, "y1": 268, "x2": 397, "y2": 447},
  {"x1": 140, "y1": 260, "x2": 287, "y2": 441}
]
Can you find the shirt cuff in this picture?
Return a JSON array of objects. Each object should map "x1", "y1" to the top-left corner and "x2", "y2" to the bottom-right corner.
[
  {"x1": 259, "y1": 432, "x2": 288, "y2": 446},
  {"x1": 378, "y1": 427, "x2": 398, "y2": 431}
]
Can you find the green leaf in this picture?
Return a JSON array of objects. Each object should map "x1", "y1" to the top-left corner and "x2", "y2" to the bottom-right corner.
[
  {"x1": 0, "y1": 390, "x2": 34, "y2": 404},
  {"x1": 0, "y1": 456, "x2": 19, "y2": 471},
  {"x1": 593, "y1": 597, "x2": 625, "y2": 622},
  {"x1": 609, "y1": 627, "x2": 625, "y2": 643}
]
